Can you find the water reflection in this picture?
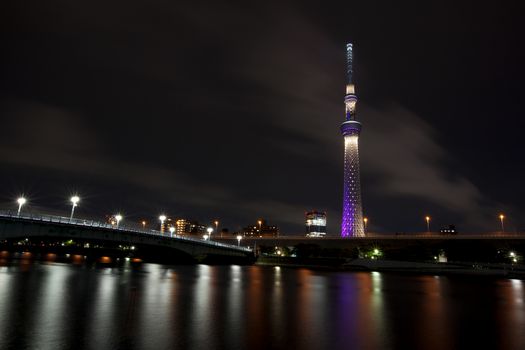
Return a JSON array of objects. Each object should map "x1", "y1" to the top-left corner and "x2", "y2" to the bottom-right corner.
[
  {"x1": 30, "y1": 265, "x2": 71, "y2": 349},
  {"x1": 0, "y1": 261, "x2": 524, "y2": 350},
  {"x1": 497, "y1": 279, "x2": 525, "y2": 349}
]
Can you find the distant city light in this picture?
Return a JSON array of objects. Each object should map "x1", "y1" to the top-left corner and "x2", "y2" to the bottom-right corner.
[
  {"x1": 499, "y1": 214, "x2": 505, "y2": 232},
  {"x1": 236, "y1": 235, "x2": 242, "y2": 246},
  {"x1": 169, "y1": 226, "x2": 175, "y2": 237}
]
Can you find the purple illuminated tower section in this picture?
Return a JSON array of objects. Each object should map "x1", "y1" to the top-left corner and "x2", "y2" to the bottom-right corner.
[{"x1": 341, "y1": 43, "x2": 364, "y2": 237}]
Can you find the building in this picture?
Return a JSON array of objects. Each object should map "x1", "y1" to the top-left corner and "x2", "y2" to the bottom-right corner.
[
  {"x1": 175, "y1": 219, "x2": 190, "y2": 234},
  {"x1": 341, "y1": 43, "x2": 365, "y2": 237},
  {"x1": 440, "y1": 225, "x2": 458, "y2": 234},
  {"x1": 188, "y1": 221, "x2": 207, "y2": 235},
  {"x1": 305, "y1": 211, "x2": 327, "y2": 237},
  {"x1": 242, "y1": 219, "x2": 279, "y2": 237}
]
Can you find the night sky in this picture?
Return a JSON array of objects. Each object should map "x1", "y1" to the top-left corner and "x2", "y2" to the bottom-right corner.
[{"x1": 1, "y1": 1, "x2": 524, "y2": 234}]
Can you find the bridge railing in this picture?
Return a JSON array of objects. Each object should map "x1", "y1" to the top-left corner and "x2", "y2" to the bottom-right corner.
[{"x1": 0, "y1": 210, "x2": 251, "y2": 252}]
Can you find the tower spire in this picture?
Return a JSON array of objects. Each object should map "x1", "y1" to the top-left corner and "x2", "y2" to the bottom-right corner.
[
  {"x1": 340, "y1": 42, "x2": 364, "y2": 237},
  {"x1": 346, "y1": 43, "x2": 353, "y2": 84}
]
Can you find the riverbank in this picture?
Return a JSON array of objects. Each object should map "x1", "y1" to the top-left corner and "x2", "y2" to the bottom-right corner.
[{"x1": 256, "y1": 256, "x2": 525, "y2": 278}]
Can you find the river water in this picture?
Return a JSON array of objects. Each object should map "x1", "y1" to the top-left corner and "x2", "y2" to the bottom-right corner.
[{"x1": 0, "y1": 261, "x2": 523, "y2": 350}]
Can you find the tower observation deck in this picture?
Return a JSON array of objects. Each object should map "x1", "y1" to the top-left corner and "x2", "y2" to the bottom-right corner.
[{"x1": 341, "y1": 43, "x2": 364, "y2": 237}]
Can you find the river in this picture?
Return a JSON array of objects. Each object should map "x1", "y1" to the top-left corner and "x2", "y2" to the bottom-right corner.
[{"x1": 0, "y1": 261, "x2": 523, "y2": 349}]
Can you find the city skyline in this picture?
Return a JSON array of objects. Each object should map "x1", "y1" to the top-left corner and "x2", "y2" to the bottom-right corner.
[{"x1": 1, "y1": 1, "x2": 524, "y2": 234}]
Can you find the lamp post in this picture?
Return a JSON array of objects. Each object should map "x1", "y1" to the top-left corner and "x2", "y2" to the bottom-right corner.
[
  {"x1": 257, "y1": 220, "x2": 262, "y2": 235},
  {"x1": 499, "y1": 214, "x2": 505, "y2": 232},
  {"x1": 142, "y1": 220, "x2": 146, "y2": 229},
  {"x1": 159, "y1": 215, "x2": 167, "y2": 233},
  {"x1": 207, "y1": 227, "x2": 213, "y2": 241},
  {"x1": 69, "y1": 196, "x2": 80, "y2": 222},
  {"x1": 425, "y1": 216, "x2": 431, "y2": 233},
  {"x1": 363, "y1": 217, "x2": 368, "y2": 233},
  {"x1": 115, "y1": 214, "x2": 122, "y2": 229},
  {"x1": 169, "y1": 226, "x2": 175, "y2": 238},
  {"x1": 214, "y1": 220, "x2": 220, "y2": 237},
  {"x1": 203, "y1": 234, "x2": 209, "y2": 241},
  {"x1": 16, "y1": 197, "x2": 27, "y2": 216},
  {"x1": 236, "y1": 235, "x2": 242, "y2": 247}
]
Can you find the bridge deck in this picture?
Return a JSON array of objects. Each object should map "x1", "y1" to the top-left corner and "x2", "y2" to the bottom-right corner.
[{"x1": 0, "y1": 211, "x2": 252, "y2": 258}]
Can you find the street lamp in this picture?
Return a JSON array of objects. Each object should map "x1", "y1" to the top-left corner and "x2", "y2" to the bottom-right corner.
[
  {"x1": 257, "y1": 220, "x2": 262, "y2": 235},
  {"x1": 203, "y1": 234, "x2": 209, "y2": 241},
  {"x1": 425, "y1": 216, "x2": 431, "y2": 232},
  {"x1": 141, "y1": 220, "x2": 146, "y2": 229},
  {"x1": 214, "y1": 220, "x2": 220, "y2": 237},
  {"x1": 16, "y1": 197, "x2": 27, "y2": 216},
  {"x1": 69, "y1": 196, "x2": 80, "y2": 221},
  {"x1": 159, "y1": 215, "x2": 167, "y2": 233},
  {"x1": 207, "y1": 227, "x2": 213, "y2": 241},
  {"x1": 169, "y1": 226, "x2": 175, "y2": 237},
  {"x1": 115, "y1": 214, "x2": 122, "y2": 229},
  {"x1": 499, "y1": 214, "x2": 505, "y2": 232},
  {"x1": 363, "y1": 217, "x2": 368, "y2": 233},
  {"x1": 236, "y1": 235, "x2": 242, "y2": 247}
]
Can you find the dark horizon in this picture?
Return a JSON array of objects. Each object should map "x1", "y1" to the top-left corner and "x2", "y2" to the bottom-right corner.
[{"x1": 1, "y1": 0, "x2": 524, "y2": 234}]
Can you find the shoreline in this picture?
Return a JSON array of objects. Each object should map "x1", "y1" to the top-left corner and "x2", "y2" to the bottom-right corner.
[{"x1": 256, "y1": 257, "x2": 525, "y2": 279}]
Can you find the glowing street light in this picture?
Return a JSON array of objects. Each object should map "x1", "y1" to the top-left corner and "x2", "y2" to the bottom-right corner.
[
  {"x1": 141, "y1": 220, "x2": 146, "y2": 229},
  {"x1": 363, "y1": 217, "x2": 368, "y2": 232},
  {"x1": 16, "y1": 197, "x2": 27, "y2": 216},
  {"x1": 207, "y1": 227, "x2": 213, "y2": 241},
  {"x1": 425, "y1": 216, "x2": 431, "y2": 232},
  {"x1": 236, "y1": 235, "x2": 242, "y2": 247},
  {"x1": 499, "y1": 214, "x2": 505, "y2": 232},
  {"x1": 169, "y1": 226, "x2": 175, "y2": 237},
  {"x1": 214, "y1": 220, "x2": 220, "y2": 237},
  {"x1": 203, "y1": 234, "x2": 209, "y2": 241},
  {"x1": 159, "y1": 215, "x2": 167, "y2": 233},
  {"x1": 115, "y1": 214, "x2": 123, "y2": 228},
  {"x1": 69, "y1": 196, "x2": 80, "y2": 221},
  {"x1": 257, "y1": 220, "x2": 262, "y2": 233}
]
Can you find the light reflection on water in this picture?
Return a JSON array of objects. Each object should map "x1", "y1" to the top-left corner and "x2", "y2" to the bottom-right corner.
[{"x1": 0, "y1": 262, "x2": 523, "y2": 350}]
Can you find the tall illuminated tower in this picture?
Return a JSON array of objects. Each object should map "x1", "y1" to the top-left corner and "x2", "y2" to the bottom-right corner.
[{"x1": 341, "y1": 43, "x2": 364, "y2": 237}]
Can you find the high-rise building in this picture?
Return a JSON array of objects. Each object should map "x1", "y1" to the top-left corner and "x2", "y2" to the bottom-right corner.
[
  {"x1": 305, "y1": 211, "x2": 327, "y2": 237},
  {"x1": 175, "y1": 219, "x2": 189, "y2": 234},
  {"x1": 341, "y1": 43, "x2": 365, "y2": 237}
]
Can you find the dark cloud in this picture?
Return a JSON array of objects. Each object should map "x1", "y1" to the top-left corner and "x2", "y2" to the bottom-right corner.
[{"x1": 0, "y1": 0, "x2": 523, "y2": 233}]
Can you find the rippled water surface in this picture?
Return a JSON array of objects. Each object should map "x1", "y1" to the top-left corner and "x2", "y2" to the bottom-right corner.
[{"x1": 0, "y1": 262, "x2": 524, "y2": 350}]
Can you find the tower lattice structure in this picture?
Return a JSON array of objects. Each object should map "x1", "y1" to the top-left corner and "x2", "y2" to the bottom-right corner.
[{"x1": 341, "y1": 43, "x2": 364, "y2": 237}]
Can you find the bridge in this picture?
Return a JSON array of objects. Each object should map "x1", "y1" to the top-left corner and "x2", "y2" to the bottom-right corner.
[{"x1": 0, "y1": 211, "x2": 254, "y2": 264}]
